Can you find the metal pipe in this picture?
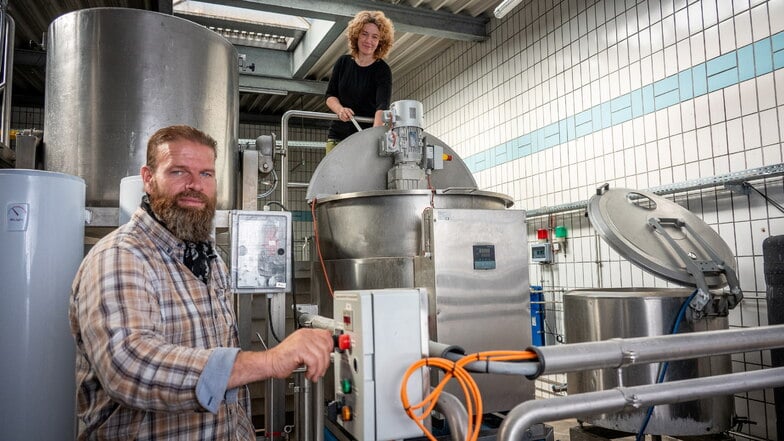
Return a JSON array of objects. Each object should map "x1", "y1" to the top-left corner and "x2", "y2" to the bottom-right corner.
[
  {"x1": 498, "y1": 366, "x2": 784, "y2": 441},
  {"x1": 313, "y1": 377, "x2": 324, "y2": 441},
  {"x1": 0, "y1": 13, "x2": 13, "y2": 147},
  {"x1": 527, "y1": 163, "x2": 784, "y2": 218},
  {"x1": 531, "y1": 324, "x2": 784, "y2": 376},
  {"x1": 434, "y1": 390, "x2": 468, "y2": 441},
  {"x1": 280, "y1": 110, "x2": 373, "y2": 206},
  {"x1": 302, "y1": 378, "x2": 312, "y2": 441},
  {"x1": 264, "y1": 294, "x2": 288, "y2": 438}
]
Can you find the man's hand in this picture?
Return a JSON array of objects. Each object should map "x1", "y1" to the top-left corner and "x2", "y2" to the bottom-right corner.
[
  {"x1": 228, "y1": 328, "x2": 334, "y2": 388},
  {"x1": 266, "y1": 328, "x2": 334, "y2": 381}
]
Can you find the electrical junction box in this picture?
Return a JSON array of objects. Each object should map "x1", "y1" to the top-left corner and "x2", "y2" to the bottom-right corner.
[
  {"x1": 333, "y1": 289, "x2": 429, "y2": 441},
  {"x1": 531, "y1": 242, "x2": 553, "y2": 264},
  {"x1": 229, "y1": 210, "x2": 292, "y2": 294}
]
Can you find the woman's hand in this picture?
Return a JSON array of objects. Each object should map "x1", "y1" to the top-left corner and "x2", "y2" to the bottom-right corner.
[{"x1": 336, "y1": 107, "x2": 355, "y2": 122}]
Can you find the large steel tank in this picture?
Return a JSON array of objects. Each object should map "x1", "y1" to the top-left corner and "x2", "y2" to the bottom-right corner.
[
  {"x1": 568, "y1": 188, "x2": 738, "y2": 436},
  {"x1": 0, "y1": 170, "x2": 85, "y2": 440},
  {"x1": 308, "y1": 125, "x2": 534, "y2": 412},
  {"x1": 565, "y1": 288, "x2": 733, "y2": 435},
  {"x1": 43, "y1": 8, "x2": 239, "y2": 209}
]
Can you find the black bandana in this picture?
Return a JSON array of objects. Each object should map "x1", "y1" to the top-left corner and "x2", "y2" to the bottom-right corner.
[{"x1": 141, "y1": 195, "x2": 215, "y2": 284}]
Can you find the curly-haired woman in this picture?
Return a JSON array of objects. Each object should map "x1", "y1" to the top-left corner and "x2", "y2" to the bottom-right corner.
[{"x1": 325, "y1": 10, "x2": 395, "y2": 153}]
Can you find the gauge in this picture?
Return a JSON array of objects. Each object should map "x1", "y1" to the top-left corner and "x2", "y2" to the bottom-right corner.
[{"x1": 6, "y1": 203, "x2": 30, "y2": 231}]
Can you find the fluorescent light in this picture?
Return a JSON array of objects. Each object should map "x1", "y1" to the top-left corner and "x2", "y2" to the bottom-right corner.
[
  {"x1": 493, "y1": 0, "x2": 525, "y2": 18},
  {"x1": 239, "y1": 87, "x2": 288, "y2": 96}
]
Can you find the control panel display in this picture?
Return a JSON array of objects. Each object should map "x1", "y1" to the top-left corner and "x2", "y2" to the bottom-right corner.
[
  {"x1": 473, "y1": 244, "x2": 496, "y2": 270},
  {"x1": 531, "y1": 242, "x2": 553, "y2": 263}
]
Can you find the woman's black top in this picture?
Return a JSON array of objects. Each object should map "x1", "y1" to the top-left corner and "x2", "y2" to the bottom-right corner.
[{"x1": 325, "y1": 54, "x2": 392, "y2": 140}]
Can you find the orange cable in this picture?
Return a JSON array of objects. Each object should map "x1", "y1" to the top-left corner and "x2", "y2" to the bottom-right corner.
[
  {"x1": 400, "y1": 350, "x2": 539, "y2": 441},
  {"x1": 310, "y1": 199, "x2": 334, "y2": 297}
]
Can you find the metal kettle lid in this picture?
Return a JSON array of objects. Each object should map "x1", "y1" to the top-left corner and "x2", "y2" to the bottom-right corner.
[{"x1": 586, "y1": 187, "x2": 735, "y2": 289}]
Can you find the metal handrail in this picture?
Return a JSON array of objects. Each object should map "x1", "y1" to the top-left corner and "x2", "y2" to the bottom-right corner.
[{"x1": 280, "y1": 110, "x2": 373, "y2": 206}]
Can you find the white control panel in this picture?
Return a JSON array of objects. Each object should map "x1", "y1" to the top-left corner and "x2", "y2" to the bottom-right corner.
[{"x1": 333, "y1": 289, "x2": 429, "y2": 441}]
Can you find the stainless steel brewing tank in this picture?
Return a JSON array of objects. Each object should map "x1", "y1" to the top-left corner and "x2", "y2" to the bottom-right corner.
[
  {"x1": 313, "y1": 189, "x2": 513, "y2": 259},
  {"x1": 43, "y1": 8, "x2": 239, "y2": 209},
  {"x1": 312, "y1": 189, "x2": 535, "y2": 412},
  {"x1": 564, "y1": 288, "x2": 733, "y2": 435}
]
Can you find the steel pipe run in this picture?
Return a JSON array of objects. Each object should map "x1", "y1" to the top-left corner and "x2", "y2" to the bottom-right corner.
[
  {"x1": 434, "y1": 391, "x2": 468, "y2": 441},
  {"x1": 529, "y1": 324, "x2": 784, "y2": 376},
  {"x1": 498, "y1": 366, "x2": 784, "y2": 441},
  {"x1": 280, "y1": 110, "x2": 373, "y2": 206}
]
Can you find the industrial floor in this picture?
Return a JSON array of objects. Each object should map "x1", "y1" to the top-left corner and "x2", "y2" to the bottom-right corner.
[{"x1": 547, "y1": 419, "x2": 732, "y2": 441}]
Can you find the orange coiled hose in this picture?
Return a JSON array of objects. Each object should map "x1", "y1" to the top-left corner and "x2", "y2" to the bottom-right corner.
[{"x1": 400, "y1": 350, "x2": 539, "y2": 441}]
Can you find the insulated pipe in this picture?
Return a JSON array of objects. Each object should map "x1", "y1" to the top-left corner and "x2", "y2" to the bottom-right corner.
[
  {"x1": 280, "y1": 110, "x2": 373, "y2": 206},
  {"x1": 529, "y1": 324, "x2": 784, "y2": 377},
  {"x1": 498, "y1": 366, "x2": 784, "y2": 441},
  {"x1": 297, "y1": 312, "x2": 340, "y2": 333},
  {"x1": 429, "y1": 340, "x2": 540, "y2": 376},
  {"x1": 434, "y1": 390, "x2": 468, "y2": 441},
  {"x1": 442, "y1": 351, "x2": 539, "y2": 376}
]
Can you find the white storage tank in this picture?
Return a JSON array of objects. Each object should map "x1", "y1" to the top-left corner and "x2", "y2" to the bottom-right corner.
[{"x1": 0, "y1": 170, "x2": 85, "y2": 439}]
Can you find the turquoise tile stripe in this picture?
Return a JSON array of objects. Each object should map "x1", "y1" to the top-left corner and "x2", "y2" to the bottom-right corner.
[{"x1": 466, "y1": 31, "x2": 784, "y2": 173}]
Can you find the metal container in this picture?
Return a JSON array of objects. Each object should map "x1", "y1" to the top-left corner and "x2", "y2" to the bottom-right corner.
[
  {"x1": 308, "y1": 116, "x2": 533, "y2": 413},
  {"x1": 571, "y1": 188, "x2": 737, "y2": 434},
  {"x1": 43, "y1": 8, "x2": 239, "y2": 209},
  {"x1": 312, "y1": 190, "x2": 534, "y2": 412},
  {"x1": 313, "y1": 189, "x2": 512, "y2": 259},
  {"x1": 564, "y1": 288, "x2": 733, "y2": 435},
  {"x1": 0, "y1": 170, "x2": 85, "y2": 440}
]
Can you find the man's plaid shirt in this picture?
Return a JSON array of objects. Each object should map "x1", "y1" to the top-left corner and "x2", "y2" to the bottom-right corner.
[{"x1": 69, "y1": 208, "x2": 255, "y2": 440}]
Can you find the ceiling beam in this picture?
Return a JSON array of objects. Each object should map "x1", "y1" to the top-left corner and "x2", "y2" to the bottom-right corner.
[
  {"x1": 239, "y1": 73, "x2": 328, "y2": 96},
  {"x1": 291, "y1": 18, "x2": 345, "y2": 78},
  {"x1": 196, "y1": 0, "x2": 488, "y2": 41}
]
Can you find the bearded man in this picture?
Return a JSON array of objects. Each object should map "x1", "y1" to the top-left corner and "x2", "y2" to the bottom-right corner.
[{"x1": 69, "y1": 125, "x2": 332, "y2": 440}]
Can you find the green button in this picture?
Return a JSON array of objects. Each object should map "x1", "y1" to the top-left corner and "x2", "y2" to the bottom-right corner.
[{"x1": 341, "y1": 378, "x2": 352, "y2": 394}]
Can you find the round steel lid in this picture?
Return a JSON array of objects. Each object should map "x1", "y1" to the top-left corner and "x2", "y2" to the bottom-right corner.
[{"x1": 587, "y1": 188, "x2": 735, "y2": 288}]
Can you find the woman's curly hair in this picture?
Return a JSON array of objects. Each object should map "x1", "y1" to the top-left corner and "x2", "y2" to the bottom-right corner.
[{"x1": 346, "y1": 11, "x2": 395, "y2": 60}]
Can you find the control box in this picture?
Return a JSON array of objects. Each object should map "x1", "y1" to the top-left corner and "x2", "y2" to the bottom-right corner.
[
  {"x1": 229, "y1": 210, "x2": 292, "y2": 293},
  {"x1": 531, "y1": 242, "x2": 553, "y2": 264},
  {"x1": 333, "y1": 289, "x2": 429, "y2": 440}
]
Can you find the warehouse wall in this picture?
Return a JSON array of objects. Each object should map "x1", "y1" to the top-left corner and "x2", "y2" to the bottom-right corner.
[{"x1": 395, "y1": 0, "x2": 783, "y2": 439}]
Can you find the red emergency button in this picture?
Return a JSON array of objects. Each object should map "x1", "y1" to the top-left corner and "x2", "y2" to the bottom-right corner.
[{"x1": 338, "y1": 334, "x2": 352, "y2": 351}]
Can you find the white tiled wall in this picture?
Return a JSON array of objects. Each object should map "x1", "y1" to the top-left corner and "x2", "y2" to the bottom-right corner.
[{"x1": 396, "y1": 0, "x2": 783, "y2": 438}]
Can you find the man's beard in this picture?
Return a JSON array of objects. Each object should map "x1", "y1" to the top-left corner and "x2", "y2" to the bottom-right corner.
[{"x1": 148, "y1": 182, "x2": 217, "y2": 242}]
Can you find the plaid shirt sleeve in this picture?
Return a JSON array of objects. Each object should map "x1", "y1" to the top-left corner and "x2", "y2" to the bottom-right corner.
[{"x1": 74, "y1": 245, "x2": 213, "y2": 412}]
